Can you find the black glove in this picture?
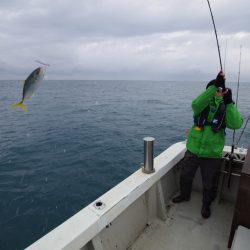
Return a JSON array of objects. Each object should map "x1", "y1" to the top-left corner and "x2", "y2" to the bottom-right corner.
[
  {"x1": 215, "y1": 71, "x2": 225, "y2": 90},
  {"x1": 223, "y1": 88, "x2": 233, "y2": 104}
]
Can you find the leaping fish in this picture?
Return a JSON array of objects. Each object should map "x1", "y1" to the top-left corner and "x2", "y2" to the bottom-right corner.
[{"x1": 12, "y1": 67, "x2": 45, "y2": 111}]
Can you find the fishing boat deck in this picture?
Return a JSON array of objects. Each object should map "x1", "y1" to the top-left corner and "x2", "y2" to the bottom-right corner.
[{"x1": 130, "y1": 191, "x2": 234, "y2": 250}]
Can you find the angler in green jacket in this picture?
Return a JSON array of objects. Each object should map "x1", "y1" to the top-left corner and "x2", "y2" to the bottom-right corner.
[{"x1": 172, "y1": 71, "x2": 243, "y2": 219}]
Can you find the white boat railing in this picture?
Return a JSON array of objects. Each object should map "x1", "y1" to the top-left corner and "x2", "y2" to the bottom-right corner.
[{"x1": 26, "y1": 142, "x2": 186, "y2": 250}]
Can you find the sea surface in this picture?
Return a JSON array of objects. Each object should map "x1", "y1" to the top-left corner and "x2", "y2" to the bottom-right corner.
[{"x1": 0, "y1": 79, "x2": 249, "y2": 250}]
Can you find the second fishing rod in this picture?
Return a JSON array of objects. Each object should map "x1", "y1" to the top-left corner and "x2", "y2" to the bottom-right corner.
[{"x1": 227, "y1": 45, "x2": 243, "y2": 188}]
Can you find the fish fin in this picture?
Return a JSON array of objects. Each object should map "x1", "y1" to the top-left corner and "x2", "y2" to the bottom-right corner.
[{"x1": 12, "y1": 102, "x2": 28, "y2": 112}]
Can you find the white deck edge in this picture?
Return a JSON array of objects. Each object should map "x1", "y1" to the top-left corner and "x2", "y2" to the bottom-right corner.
[
  {"x1": 231, "y1": 226, "x2": 250, "y2": 250},
  {"x1": 223, "y1": 145, "x2": 248, "y2": 155},
  {"x1": 25, "y1": 142, "x2": 186, "y2": 250}
]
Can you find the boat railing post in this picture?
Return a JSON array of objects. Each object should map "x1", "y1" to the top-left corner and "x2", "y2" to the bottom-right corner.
[{"x1": 142, "y1": 137, "x2": 155, "y2": 174}]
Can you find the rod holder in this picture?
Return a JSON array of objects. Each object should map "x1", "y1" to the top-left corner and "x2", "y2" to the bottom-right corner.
[{"x1": 142, "y1": 137, "x2": 155, "y2": 174}]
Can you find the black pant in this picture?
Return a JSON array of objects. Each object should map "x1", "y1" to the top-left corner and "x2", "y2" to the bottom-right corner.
[{"x1": 179, "y1": 150, "x2": 221, "y2": 206}]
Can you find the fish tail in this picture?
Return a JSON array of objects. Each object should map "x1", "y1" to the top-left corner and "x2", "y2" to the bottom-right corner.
[{"x1": 12, "y1": 102, "x2": 28, "y2": 112}]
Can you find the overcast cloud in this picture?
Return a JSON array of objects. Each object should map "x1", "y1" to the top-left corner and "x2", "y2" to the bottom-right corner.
[{"x1": 0, "y1": 0, "x2": 250, "y2": 81}]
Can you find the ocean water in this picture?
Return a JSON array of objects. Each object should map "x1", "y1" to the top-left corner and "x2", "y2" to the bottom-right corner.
[{"x1": 0, "y1": 79, "x2": 249, "y2": 250}]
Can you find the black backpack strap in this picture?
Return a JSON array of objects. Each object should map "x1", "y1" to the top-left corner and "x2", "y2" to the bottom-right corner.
[
  {"x1": 194, "y1": 106, "x2": 210, "y2": 128},
  {"x1": 211, "y1": 102, "x2": 226, "y2": 132}
]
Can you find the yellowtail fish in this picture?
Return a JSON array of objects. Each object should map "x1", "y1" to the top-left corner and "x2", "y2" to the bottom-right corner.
[{"x1": 12, "y1": 67, "x2": 45, "y2": 111}]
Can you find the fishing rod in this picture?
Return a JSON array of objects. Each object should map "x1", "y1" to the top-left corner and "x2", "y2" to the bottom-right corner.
[
  {"x1": 227, "y1": 45, "x2": 242, "y2": 188},
  {"x1": 206, "y1": 0, "x2": 223, "y2": 71},
  {"x1": 233, "y1": 46, "x2": 242, "y2": 145},
  {"x1": 234, "y1": 45, "x2": 242, "y2": 109},
  {"x1": 230, "y1": 45, "x2": 242, "y2": 150},
  {"x1": 205, "y1": 0, "x2": 232, "y2": 192},
  {"x1": 206, "y1": 1, "x2": 244, "y2": 188},
  {"x1": 236, "y1": 115, "x2": 250, "y2": 148},
  {"x1": 232, "y1": 45, "x2": 242, "y2": 146}
]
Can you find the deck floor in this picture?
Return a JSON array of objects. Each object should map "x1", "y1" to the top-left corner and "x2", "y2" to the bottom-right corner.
[{"x1": 130, "y1": 191, "x2": 234, "y2": 250}]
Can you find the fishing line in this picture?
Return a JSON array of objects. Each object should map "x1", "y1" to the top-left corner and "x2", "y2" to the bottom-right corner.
[
  {"x1": 206, "y1": 0, "x2": 223, "y2": 71},
  {"x1": 35, "y1": 60, "x2": 50, "y2": 74},
  {"x1": 35, "y1": 60, "x2": 50, "y2": 67}
]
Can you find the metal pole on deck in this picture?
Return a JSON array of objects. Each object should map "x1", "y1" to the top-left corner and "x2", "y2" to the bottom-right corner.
[{"x1": 142, "y1": 137, "x2": 155, "y2": 174}]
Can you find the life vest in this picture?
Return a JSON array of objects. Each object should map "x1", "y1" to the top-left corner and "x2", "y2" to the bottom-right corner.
[{"x1": 194, "y1": 102, "x2": 226, "y2": 133}]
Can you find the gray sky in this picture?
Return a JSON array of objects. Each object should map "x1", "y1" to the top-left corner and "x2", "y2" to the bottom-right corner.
[{"x1": 0, "y1": 0, "x2": 250, "y2": 81}]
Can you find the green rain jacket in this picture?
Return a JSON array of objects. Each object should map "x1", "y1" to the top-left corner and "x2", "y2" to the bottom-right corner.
[{"x1": 186, "y1": 85, "x2": 244, "y2": 158}]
